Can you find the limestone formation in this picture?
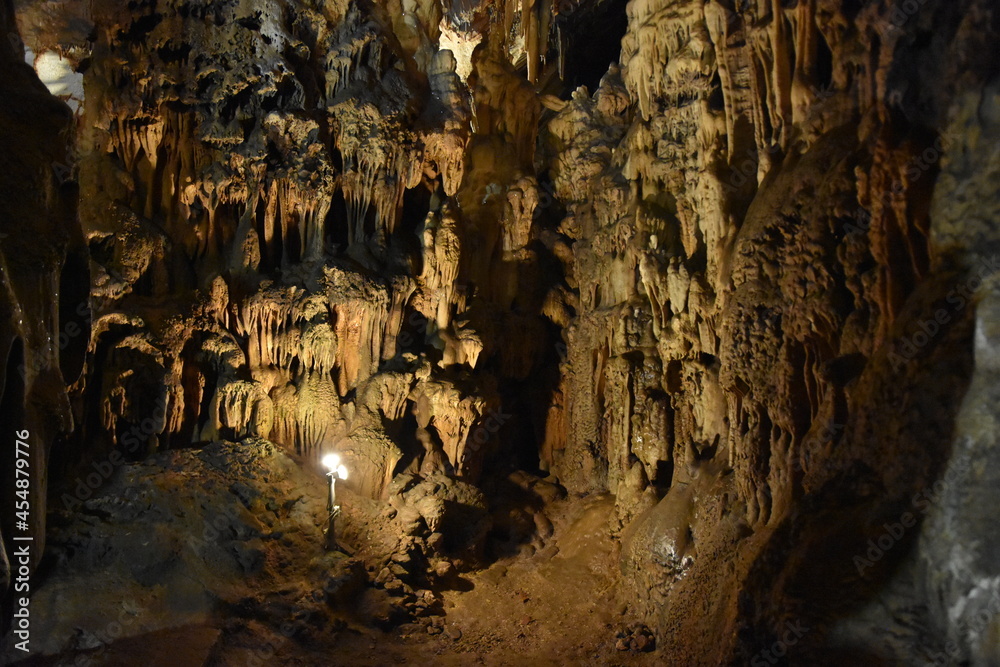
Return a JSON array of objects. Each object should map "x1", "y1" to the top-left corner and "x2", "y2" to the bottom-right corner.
[
  {"x1": 0, "y1": 0, "x2": 85, "y2": 583},
  {"x1": 3, "y1": 0, "x2": 1000, "y2": 664}
]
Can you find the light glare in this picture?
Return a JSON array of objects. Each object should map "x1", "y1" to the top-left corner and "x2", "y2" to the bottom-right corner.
[
  {"x1": 336, "y1": 464, "x2": 348, "y2": 480},
  {"x1": 321, "y1": 453, "x2": 340, "y2": 471}
]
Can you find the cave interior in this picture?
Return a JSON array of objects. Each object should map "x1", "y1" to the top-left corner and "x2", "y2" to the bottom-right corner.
[{"x1": 2, "y1": 0, "x2": 1000, "y2": 664}]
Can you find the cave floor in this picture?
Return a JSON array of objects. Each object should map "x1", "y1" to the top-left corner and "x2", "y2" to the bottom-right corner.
[
  {"x1": 323, "y1": 493, "x2": 659, "y2": 667},
  {"x1": 15, "y1": 442, "x2": 662, "y2": 666},
  {"x1": 157, "y1": 496, "x2": 655, "y2": 666},
  {"x1": 38, "y1": 495, "x2": 657, "y2": 667}
]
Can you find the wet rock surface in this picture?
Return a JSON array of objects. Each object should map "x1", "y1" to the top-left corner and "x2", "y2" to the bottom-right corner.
[{"x1": 1, "y1": 0, "x2": 999, "y2": 664}]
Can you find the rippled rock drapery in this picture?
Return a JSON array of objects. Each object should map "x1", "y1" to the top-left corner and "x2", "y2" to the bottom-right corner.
[
  {"x1": 0, "y1": 0, "x2": 87, "y2": 598},
  {"x1": 7, "y1": 0, "x2": 1000, "y2": 663}
]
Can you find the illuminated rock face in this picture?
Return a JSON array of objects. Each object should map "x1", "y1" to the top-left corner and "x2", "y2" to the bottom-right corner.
[
  {"x1": 6, "y1": 0, "x2": 1000, "y2": 662},
  {"x1": 540, "y1": 1, "x2": 1000, "y2": 662},
  {"x1": 47, "y1": 0, "x2": 563, "y2": 504}
]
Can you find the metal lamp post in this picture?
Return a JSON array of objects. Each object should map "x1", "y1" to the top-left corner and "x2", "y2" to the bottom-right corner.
[{"x1": 321, "y1": 453, "x2": 348, "y2": 551}]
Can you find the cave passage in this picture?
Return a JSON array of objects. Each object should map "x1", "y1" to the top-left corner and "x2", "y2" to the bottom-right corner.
[{"x1": 2, "y1": 0, "x2": 999, "y2": 665}]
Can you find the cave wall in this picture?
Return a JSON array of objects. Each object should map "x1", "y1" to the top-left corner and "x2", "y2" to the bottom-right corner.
[
  {"x1": 47, "y1": 0, "x2": 565, "y2": 501},
  {"x1": 0, "y1": 0, "x2": 85, "y2": 597},
  {"x1": 9, "y1": 0, "x2": 1000, "y2": 662},
  {"x1": 542, "y1": 0, "x2": 1000, "y2": 663}
]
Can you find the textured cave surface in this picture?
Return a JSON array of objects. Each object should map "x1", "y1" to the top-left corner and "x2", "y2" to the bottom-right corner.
[{"x1": 2, "y1": 0, "x2": 1000, "y2": 663}]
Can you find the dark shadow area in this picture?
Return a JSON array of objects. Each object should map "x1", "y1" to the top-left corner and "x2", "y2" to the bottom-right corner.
[
  {"x1": 58, "y1": 245, "x2": 91, "y2": 384},
  {"x1": 553, "y1": 0, "x2": 630, "y2": 92},
  {"x1": 482, "y1": 475, "x2": 546, "y2": 560},
  {"x1": 734, "y1": 274, "x2": 977, "y2": 663},
  {"x1": 324, "y1": 187, "x2": 349, "y2": 253}
]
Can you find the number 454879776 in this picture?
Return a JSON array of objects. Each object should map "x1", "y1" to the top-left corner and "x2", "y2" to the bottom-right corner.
[{"x1": 14, "y1": 429, "x2": 30, "y2": 526}]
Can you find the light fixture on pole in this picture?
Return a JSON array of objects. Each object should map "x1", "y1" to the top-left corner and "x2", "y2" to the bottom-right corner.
[{"x1": 321, "y1": 453, "x2": 348, "y2": 551}]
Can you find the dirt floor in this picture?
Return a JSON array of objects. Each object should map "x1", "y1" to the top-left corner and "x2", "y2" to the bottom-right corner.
[
  {"x1": 25, "y1": 495, "x2": 661, "y2": 666},
  {"x1": 325, "y1": 493, "x2": 660, "y2": 667},
  {"x1": 10, "y1": 442, "x2": 664, "y2": 667}
]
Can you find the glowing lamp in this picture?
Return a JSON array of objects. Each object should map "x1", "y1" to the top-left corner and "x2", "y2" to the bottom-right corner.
[
  {"x1": 322, "y1": 453, "x2": 348, "y2": 551},
  {"x1": 321, "y1": 453, "x2": 340, "y2": 471}
]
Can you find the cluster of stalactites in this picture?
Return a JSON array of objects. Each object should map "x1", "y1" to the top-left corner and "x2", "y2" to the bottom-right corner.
[
  {"x1": 84, "y1": 0, "x2": 567, "y2": 481},
  {"x1": 95, "y1": 0, "x2": 479, "y2": 272}
]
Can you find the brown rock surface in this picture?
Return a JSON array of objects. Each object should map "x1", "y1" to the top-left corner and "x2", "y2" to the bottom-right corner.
[{"x1": 2, "y1": 0, "x2": 1000, "y2": 664}]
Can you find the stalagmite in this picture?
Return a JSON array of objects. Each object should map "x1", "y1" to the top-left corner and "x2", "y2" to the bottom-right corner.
[{"x1": 7, "y1": 0, "x2": 1000, "y2": 664}]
